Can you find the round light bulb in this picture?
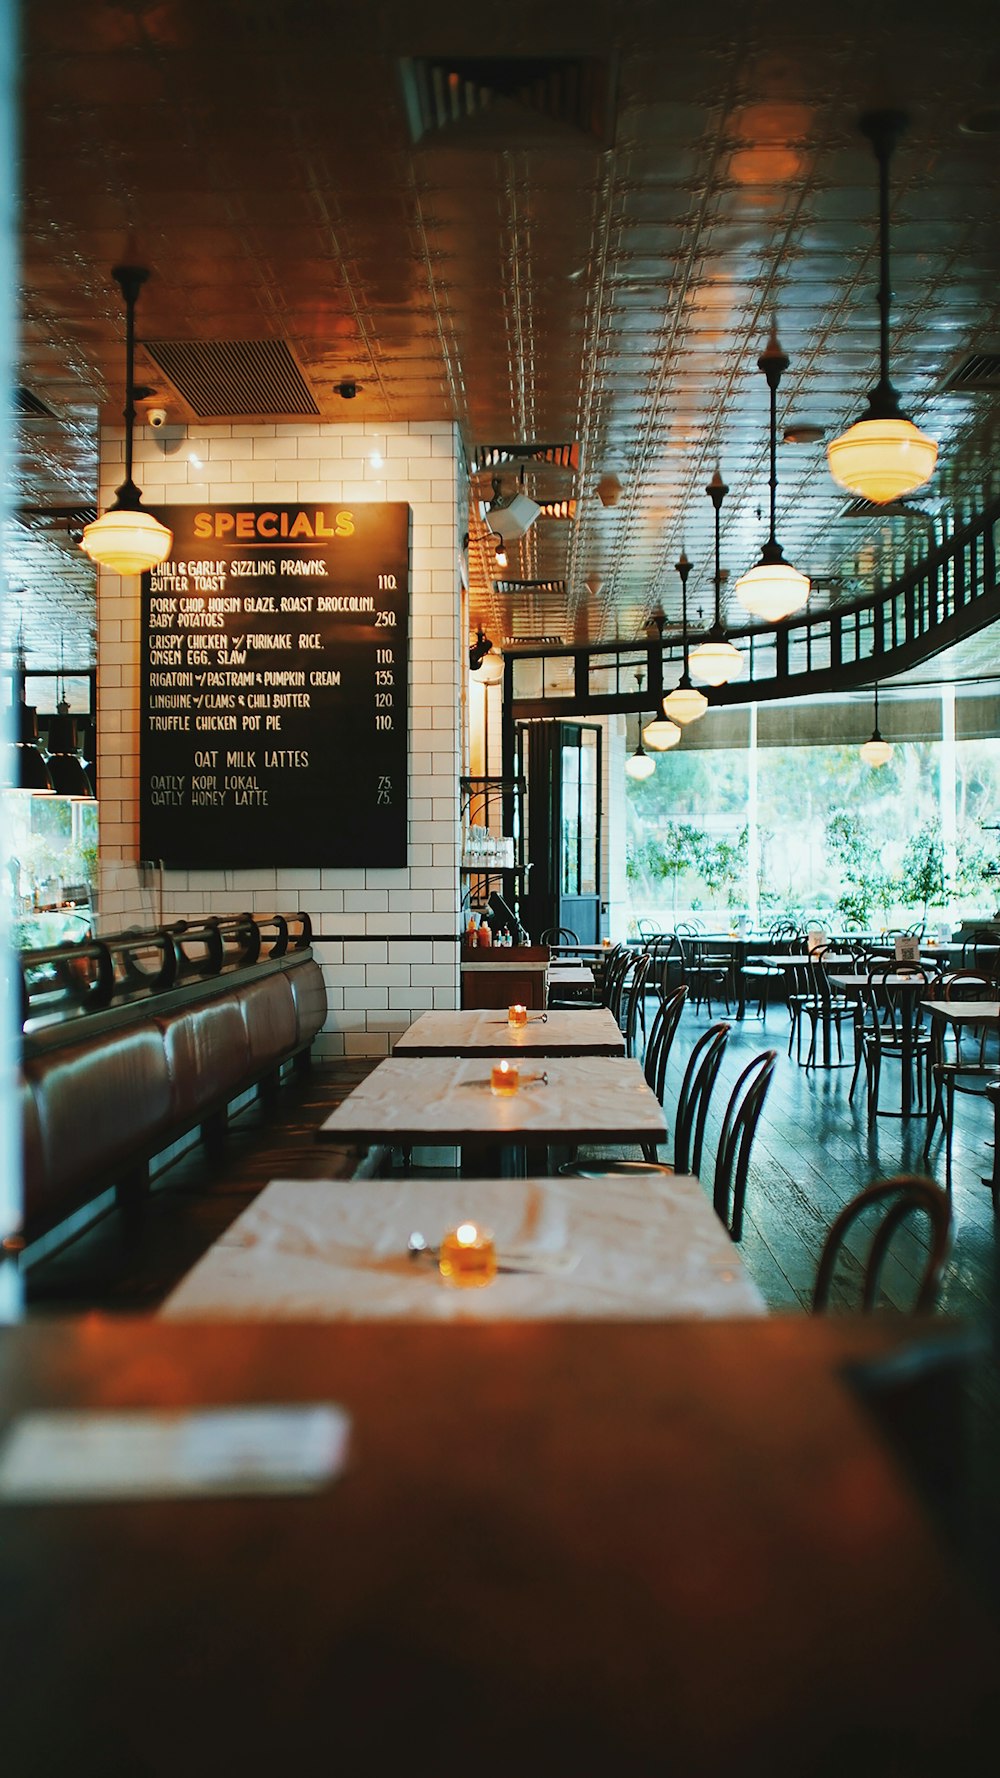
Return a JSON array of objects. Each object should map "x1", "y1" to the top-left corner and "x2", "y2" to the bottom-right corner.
[
  {"x1": 734, "y1": 560, "x2": 810, "y2": 623},
  {"x1": 642, "y1": 717, "x2": 681, "y2": 751},
  {"x1": 472, "y1": 648, "x2": 504, "y2": 685},
  {"x1": 662, "y1": 683, "x2": 708, "y2": 725},
  {"x1": 688, "y1": 636, "x2": 745, "y2": 686},
  {"x1": 827, "y1": 417, "x2": 937, "y2": 503}
]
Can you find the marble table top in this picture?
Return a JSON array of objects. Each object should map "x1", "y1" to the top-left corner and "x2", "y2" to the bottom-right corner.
[
  {"x1": 160, "y1": 1172, "x2": 765, "y2": 1322},
  {"x1": 393, "y1": 1006, "x2": 624, "y2": 1057},
  {"x1": 317, "y1": 1054, "x2": 667, "y2": 1147},
  {"x1": 921, "y1": 1000, "x2": 1000, "y2": 1024}
]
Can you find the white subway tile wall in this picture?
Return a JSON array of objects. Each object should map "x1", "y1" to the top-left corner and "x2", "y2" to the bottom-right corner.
[{"x1": 97, "y1": 421, "x2": 465, "y2": 1055}]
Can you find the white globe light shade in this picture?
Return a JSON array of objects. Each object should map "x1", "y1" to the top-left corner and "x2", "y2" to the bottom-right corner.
[
  {"x1": 81, "y1": 507, "x2": 173, "y2": 575},
  {"x1": 642, "y1": 717, "x2": 681, "y2": 751},
  {"x1": 734, "y1": 559, "x2": 810, "y2": 623},
  {"x1": 471, "y1": 648, "x2": 505, "y2": 685},
  {"x1": 688, "y1": 636, "x2": 745, "y2": 686},
  {"x1": 625, "y1": 746, "x2": 656, "y2": 780},
  {"x1": 860, "y1": 735, "x2": 894, "y2": 768},
  {"x1": 662, "y1": 683, "x2": 708, "y2": 725},
  {"x1": 827, "y1": 417, "x2": 937, "y2": 503}
]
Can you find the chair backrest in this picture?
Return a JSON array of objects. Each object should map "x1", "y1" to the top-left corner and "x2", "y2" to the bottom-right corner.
[
  {"x1": 622, "y1": 950, "x2": 652, "y2": 1054},
  {"x1": 942, "y1": 969, "x2": 994, "y2": 1001},
  {"x1": 672, "y1": 1021, "x2": 730, "y2": 1176},
  {"x1": 712, "y1": 1049, "x2": 777, "y2": 1241},
  {"x1": 650, "y1": 933, "x2": 682, "y2": 1001},
  {"x1": 540, "y1": 926, "x2": 580, "y2": 946},
  {"x1": 636, "y1": 918, "x2": 664, "y2": 941},
  {"x1": 643, "y1": 984, "x2": 688, "y2": 1101},
  {"x1": 601, "y1": 945, "x2": 632, "y2": 1016},
  {"x1": 811, "y1": 1174, "x2": 952, "y2": 1313},
  {"x1": 864, "y1": 965, "x2": 932, "y2": 1039}
]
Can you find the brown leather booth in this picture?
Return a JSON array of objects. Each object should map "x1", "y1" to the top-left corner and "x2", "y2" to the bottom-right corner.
[{"x1": 19, "y1": 943, "x2": 327, "y2": 1247}]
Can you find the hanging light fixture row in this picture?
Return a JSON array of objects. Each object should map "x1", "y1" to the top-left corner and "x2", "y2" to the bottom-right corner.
[
  {"x1": 827, "y1": 112, "x2": 937, "y2": 504},
  {"x1": 81, "y1": 266, "x2": 173, "y2": 576}
]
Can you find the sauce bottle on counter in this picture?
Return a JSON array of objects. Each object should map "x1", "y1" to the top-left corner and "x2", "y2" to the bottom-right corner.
[{"x1": 477, "y1": 920, "x2": 493, "y2": 947}]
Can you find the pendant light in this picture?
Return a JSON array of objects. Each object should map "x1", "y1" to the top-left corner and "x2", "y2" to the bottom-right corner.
[
  {"x1": 662, "y1": 552, "x2": 708, "y2": 724},
  {"x1": 642, "y1": 716, "x2": 681, "y2": 751},
  {"x1": 859, "y1": 681, "x2": 894, "y2": 767},
  {"x1": 689, "y1": 468, "x2": 745, "y2": 685},
  {"x1": 735, "y1": 330, "x2": 811, "y2": 623},
  {"x1": 625, "y1": 736, "x2": 656, "y2": 780},
  {"x1": 469, "y1": 625, "x2": 504, "y2": 684},
  {"x1": 827, "y1": 112, "x2": 937, "y2": 504},
  {"x1": 11, "y1": 638, "x2": 54, "y2": 794},
  {"x1": 81, "y1": 266, "x2": 173, "y2": 575}
]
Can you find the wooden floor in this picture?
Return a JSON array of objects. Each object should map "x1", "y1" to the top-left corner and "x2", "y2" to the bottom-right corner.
[{"x1": 22, "y1": 995, "x2": 1000, "y2": 1609}]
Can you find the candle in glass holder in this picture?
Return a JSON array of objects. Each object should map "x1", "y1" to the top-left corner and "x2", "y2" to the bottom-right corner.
[
  {"x1": 439, "y1": 1221, "x2": 497, "y2": 1288},
  {"x1": 490, "y1": 1060, "x2": 519, "y2": 1096},
  {"x1": 602, "y1": 937, "x2": 611, "y2": 947},
  {"x1": 507, "y1": 1003, "x2": 528, "y2": 1027}
]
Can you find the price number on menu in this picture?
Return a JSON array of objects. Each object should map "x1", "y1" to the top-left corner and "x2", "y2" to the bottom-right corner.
[{"x1": 375, "y1": 644, "x2": 395, "y2": 731}]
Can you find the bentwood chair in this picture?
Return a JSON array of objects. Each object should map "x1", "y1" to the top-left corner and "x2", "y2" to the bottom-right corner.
[
  {"x1": 811, "y1": 1175, "x2": 952, "y2": 1313},
  {"x1": 922, "y1": 971, "x2": 998, "y2": 1191},
  {"x1": 711, "y1": 1049, "x2": 777, "y2": 1241},
  {"x1": 561, "y1": 1019, "x2": 730, "y2": 1175},
  {"x1": 855, "y1": 964, "x2": 938, "y2": 1123}
]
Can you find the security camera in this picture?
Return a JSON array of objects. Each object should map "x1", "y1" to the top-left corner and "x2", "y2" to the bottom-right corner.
[
  {"x1": 147, "y1": 407, "x2": 168, "y2": 429},
  {"x1": 334, "y1": 379, "x2": 358, "y2": 400}
]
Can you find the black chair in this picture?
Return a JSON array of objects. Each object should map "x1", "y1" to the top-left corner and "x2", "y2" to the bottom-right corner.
[
  {"x1": 922, "y1": 971, "x2": 999, "y2": 1192},
  {"x1": 800, "y1": 946, "x2": 858, "y2": 1071},
  {"x1": 739, "y1": 920, "x2": 793, "y2": 1021},
  {"x1": 561, "y1": 1020, "x2": 730, "y2": 1177},
  {"x1": 541, "y1": 926, "x2": 580, "y2": 947},
  {"x1": 620, "y1": 950, "x2": 652, "y2": 1056},
  {"x1": 711, "y1": 1049, "x2": 777, "y2": 1241},
  {"x1": 812, "y1": 1175, "x2": 952, "y2": 1313},
  {"x1": 677, "y1": 930, "x2": 733, "y2": 1017},
  {"x1": 856, "y1": 964, "x2": 938, "y2": 1123}
]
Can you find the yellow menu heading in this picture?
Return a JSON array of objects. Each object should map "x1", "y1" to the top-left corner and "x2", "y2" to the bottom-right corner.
[{"x1": 193, "y1": 509, "x2": 356, "y2": 542}]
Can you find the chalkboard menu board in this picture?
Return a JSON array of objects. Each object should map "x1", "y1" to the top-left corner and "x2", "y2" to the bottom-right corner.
[{"x1": 139, "y1": 503, "x2": 409, "y2": 867}]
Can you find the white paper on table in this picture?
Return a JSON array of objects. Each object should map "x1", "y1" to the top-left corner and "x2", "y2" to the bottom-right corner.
[{"x1": 0, "y1": 1402, "x2": 351, "y2": 1502}]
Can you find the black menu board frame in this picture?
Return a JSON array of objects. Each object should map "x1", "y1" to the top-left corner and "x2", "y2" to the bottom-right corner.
[{"x1": 139, "y1": 502, "x2": 410, "y2": 867}]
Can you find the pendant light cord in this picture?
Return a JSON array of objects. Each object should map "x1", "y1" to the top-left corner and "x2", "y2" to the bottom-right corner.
[
  {"x1": 706, "y1": 470, "x2": 728, "y2": 624},
  {"x1": 112, "y1": 264, "x2": 148, "y2": 509},
  {"x1": 676, "y1": 552, "x2": 691, "y2": 674},
  {"x1": 859, "y1": 110, "x2": 908, "y2": 419}
]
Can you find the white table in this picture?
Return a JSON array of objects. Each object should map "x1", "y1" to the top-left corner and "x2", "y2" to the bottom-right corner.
[
  {"x1": 160, "y1": 1172, "x2": 765, "y2": 1321},
  {"x1": 393, "y1": 1006, "x2": 624, "y2": 1057},
  {"x1": 317, "y1": 1053, "x2": 667, "y2": 1174}
]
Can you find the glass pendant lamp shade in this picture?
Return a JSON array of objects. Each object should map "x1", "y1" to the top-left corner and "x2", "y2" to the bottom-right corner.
[
  {"x1": 625, "y1": 741, "x2": 656, "y2": 780},
  {"x1": 827, "y1": 416, "x2": 937, "y2": 503},
  {"x1": 860, "y1": 734, "x2": 894, "y2": 767},
  {"x1": 733, "y1": 554, "x2": 811, "y2": 623},
  {"x1": 81, "y1": 266, "x2": 173, "y2": 576},
  {"x1": 688, "y1": 631, "x2": 745, "y2": 685},
  {"x1": 81, "y1": 506, "x2": 172, "y2": 576},
  {"x1": 642, "y1": 716, "x2": 681, "y2": 751},
  {"x1": 662, "y1": 682, "x2": 708, "y2": 724},
  {"x1": 690, "y1": 467, "x2": 745, "y2": 685},
  {"x1": 472, "y1": 646, "x2": 504, "y2": 685},
  {"x1": 827, "y1": 112, "x2": 937, "y2": 504}
]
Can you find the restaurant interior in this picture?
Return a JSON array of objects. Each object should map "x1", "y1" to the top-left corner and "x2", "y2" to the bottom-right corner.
[{"x1": 3, "y1": 3, "x2": 1000, "y2": 1767}]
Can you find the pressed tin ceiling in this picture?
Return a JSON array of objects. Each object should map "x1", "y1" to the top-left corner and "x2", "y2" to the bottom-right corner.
[{"x1": 6, "y1": 0, "x2": 1000, "y2": 687}]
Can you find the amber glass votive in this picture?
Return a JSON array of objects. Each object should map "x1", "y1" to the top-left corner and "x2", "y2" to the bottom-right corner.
[
  {"x1": 507, "y1": 1003, "x2": 528, "y2": 1027},
  {"x1": 439, "y1": 1222, "x2": 497, "y2": 1288},
  {"x1": 490, "y1": 1060, "x2": 519, "y2": 1096}
]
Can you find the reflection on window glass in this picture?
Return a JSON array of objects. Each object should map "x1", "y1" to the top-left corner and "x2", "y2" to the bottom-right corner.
[{"x1": 4, "y1": 792, "x2": 98, "y2": 949}]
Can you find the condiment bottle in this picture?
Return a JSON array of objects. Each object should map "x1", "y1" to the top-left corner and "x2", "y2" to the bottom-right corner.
[{"x1": 477, "y1": 921, "x2": 492, "y2": 947}]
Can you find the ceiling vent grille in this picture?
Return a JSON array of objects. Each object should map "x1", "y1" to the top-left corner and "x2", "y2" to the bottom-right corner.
[
  {"x1": 941, "y1": 351, "x2": 1000, "y2": 393},
  {"x1": 13, "y1": 386, "x2": 57, "y2": 419},
  {"x1": 493, "y1": 578, "x2": 568, "y2": 645},
  {"x1": 142, "y1": 339, "x2": 320, "y2": 418},
  {"x1": 471, "y1": 442, "x2": 579, "y2": 475},
  {"x1": 400, "y1": 57, "x2": 617, "y2": 148},
  {"x1": 537, "y1": 498, "x2": 577, "y2": 521}
]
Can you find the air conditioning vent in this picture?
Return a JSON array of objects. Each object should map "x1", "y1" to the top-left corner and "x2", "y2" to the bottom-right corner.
[
  {"x1": 941, "y1": 351, "x2": 1000, "y2": 393},
  {"x1": 143, "y1": 338, "x2": 320, "y2": 418},
  {"x1": 506, "y1": 634, "x2": 564, "y2": 647},
  {"x1": 399, "y1": 57, "x2": 617, "y2": 147},
  {"x1": 471, "y1": 442, "x2": 579, "y2": 475},
  {"x1": 13, "y1": 386, "x2": 57, "y2": 419}
]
